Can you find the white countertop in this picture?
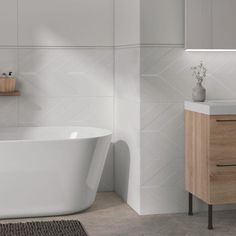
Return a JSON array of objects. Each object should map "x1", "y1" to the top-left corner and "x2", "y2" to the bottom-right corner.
[{"x1": 184, "y1": 100, "x2": 236, "y2": 115}]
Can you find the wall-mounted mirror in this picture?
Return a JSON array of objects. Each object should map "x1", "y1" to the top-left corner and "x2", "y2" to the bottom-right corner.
[{"x1": 185, "y1": 0, "x2": 236, "y2": 51}]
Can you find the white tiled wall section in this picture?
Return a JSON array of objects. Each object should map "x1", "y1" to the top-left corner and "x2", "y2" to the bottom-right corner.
[
  {"x1": 18, "y1": 49, "x2": 113, "y2": 98},
  {"x1": 0, "y1": 0, "x2": 114, "y2": 191},
  {"x1": 140, "y1": 46, "x2": 236, "y2": 213},
  {"x1": 115, "y1": 48, "x2": 140, "y2": 101},
  {"x1": 114, "y1": 47, "x2": 141, "y2": 213},
  {"x1": 0, "y1": 48, "x2": 114, "y2": 191}
]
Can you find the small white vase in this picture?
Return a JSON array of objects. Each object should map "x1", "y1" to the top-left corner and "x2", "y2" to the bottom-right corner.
[{"x1": 192, "y1": 82, "x2": 206, "y2": 102}]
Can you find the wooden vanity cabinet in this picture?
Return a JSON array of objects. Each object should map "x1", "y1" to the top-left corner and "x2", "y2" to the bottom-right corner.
[{"x1": 185, "y1": 110, "x2": 236, "y2": 229}]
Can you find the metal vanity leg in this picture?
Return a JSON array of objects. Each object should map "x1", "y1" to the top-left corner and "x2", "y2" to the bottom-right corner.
[
  {"x1": 208, "y1": 205, "x2": 213, "y2": 230},
  {"x1": 188, "y1": 193, "x2": 193, "y2": 216}
]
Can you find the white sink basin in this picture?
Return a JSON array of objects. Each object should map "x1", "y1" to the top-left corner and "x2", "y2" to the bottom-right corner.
[{"x1": 184, "y1": 100, "x2": 236, "y2": 115}]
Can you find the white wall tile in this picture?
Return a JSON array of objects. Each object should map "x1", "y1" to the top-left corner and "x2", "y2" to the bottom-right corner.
[
  {"x1": 0, "y1": 98, "x2": 18, "y2": 127},
  {"x1": 141, "y1": 47, "x2": 173, "y2": 75},
  {"x1": 17, "y1": 47, "x2": 114, "y2": 192},
  {"x1": 115, "y1": 128, "x2": 141, "y2": 213},
  {"x1": 0, "y1": 49, "x2": 18, "y2": 76},
  {"x1": 115, "y1": 0, "x2": 140, "y2": 46},
  {"x1": 141, "y1": 47, "x2": 236, "y2": 101},
  {"x1": 114, "y1": 47, "x2": 141, "y2": 212},
  {"x1": 141, "y1": 0, "x2": 184, "y2": 45},
  {"x1": 0, "y1": 1, "x2": 115, "y2": 193},
  {"x1": 141, "y1": 132, "x2": 184, "y2": 171},
  {"x1": 113, "y1": 1, "x2": 236, "y2": 215},
  {"x1": 140, "y1": 46, "x2": 236, "y2": 215},
  {"x1": 140, "y1": 184, "x2": 187, "y2": 215},
  {"x1": 18, "y1": 49, "x2": 113, "y2": 97},
  {"x1": 115, "y1": 48, "x2": 140, "y2": 101},
  {"x1": 116, "y1": 99, "x2": 140, "y2": 131},
  {"x1": 141, "y1": 75, "x2": 187, "y2": 102},
  {"x1": 141, "y1": 103, "x2": 184, "y2": 133},
  {"x1": 18, "y1": 0, "x2": 113, "y2": 46},
  {"x1": 18, "y1": 96, "x2": 113, "y2": 129},
  {"x1": 0, "y1": 0, "x2": 17, "y2": 46},
  {"x1": 0, "y1": 49, "x2": 18, "y2": 127}
]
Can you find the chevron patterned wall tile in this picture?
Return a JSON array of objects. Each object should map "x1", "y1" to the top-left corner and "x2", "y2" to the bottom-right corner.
[
  {"x1": 114, "y1": 47, "x2": 141, "y2": 212},
  {"x1": 18, "y1": 96, "x2": 113, "y2": 129},
  {"x1": 116, "y1": 99, "x2": 140, "y2": 131},
  {"x1": 140, "y1": 184, "x2": 187, "y2": 215},
  {"x1": 0, "y1": 1, "x2": 114, "y2": 193},
  {"x1": 141, "y1": 47, "x2": 236, "y2": 101},
  {"x1": 0, "y1": 49, "x2": 18, "y2": 75},
  {"x1": 141, "y1": 102, "x2": 184, "y2": 132},
  {"x1": 141, "y1": 47, "x2": 176, "y2": 75},
  {"x1": 0, "y1": 49, "x2": 18, "y2": 127},
  {"x1": 0, "y1": 98, "x2": 18, "y2": 127},
  {"x1": 115, "y1": 48, "x2": 140, "y2": 101},
  {"x1": 141, "y1": 131, "x2": 184, "y2": 188},
  {"x1": 16, "y1": 48, "x2": 114, "y2": 191},
  {"x1": 115, "y1": 127, "x2": 141, "y2": 212},
  {"x1": 18, "y1": 49, "x2": 113, "y2": 97},
  {"x1": 140, "y1": 46, "x2": 236, "y2": 214},
  {"x1": 141, "y1": 75, "x2": 188, "y2": 102}
]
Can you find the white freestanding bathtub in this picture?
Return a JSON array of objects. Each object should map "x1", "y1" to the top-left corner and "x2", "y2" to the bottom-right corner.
[{"x1": 0, "y1": 126, "x2": 112, "y2": 219}]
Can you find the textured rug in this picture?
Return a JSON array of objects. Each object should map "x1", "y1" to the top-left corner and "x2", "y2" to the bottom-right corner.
[{"x1": 0, "y1": 220, "x2": 88, "y2": 236}]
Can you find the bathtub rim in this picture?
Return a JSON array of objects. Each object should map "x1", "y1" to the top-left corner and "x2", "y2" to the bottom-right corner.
[{"x1": 0, "y1": 126, "x2": 112, "y2": 144}]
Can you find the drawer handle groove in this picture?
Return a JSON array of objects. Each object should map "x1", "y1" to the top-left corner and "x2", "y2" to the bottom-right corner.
[
  {"x1": 216, "y1": 164, "x2": 236, "y2": 167},
  {"x1": 216, "y1": 120, "x2": 236, "y2": 122}
]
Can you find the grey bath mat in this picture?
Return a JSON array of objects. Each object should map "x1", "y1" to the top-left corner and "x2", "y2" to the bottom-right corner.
[{"x1": 0, "y1": 220, "x2": 88, "y2": 236}]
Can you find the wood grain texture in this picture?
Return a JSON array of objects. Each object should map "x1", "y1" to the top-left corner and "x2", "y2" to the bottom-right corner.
[
  {"x1": 186, "y1": 112, "x2": 236, "y2": 205},
  {"x1": 185, "y1": 110, "x2": 210, "y2": 203},
  {"x1": 0, "y1": 77, "x2": 16, "y2": 93},
  {"x1": 209, "y1": 115, "x2": 236, "y2": 204},
  {"x1": 0, "y1": 90, "x2": 20, "y2": 96}
]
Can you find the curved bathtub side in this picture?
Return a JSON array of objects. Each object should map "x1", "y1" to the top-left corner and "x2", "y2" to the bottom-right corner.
[
  {"x1": 83, "y1": 134, "x2": 112, "y2": 209},
  {"x1": 0, "y1": 134, "x2": 112, "y2": 219}
]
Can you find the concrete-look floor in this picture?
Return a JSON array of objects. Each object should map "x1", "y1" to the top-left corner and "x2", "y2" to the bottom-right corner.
[{"x1": 1, "y1": 192, "x2": 236, "y2": 236}]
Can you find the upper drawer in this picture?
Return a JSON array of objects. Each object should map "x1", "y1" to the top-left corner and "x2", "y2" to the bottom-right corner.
[
  {"x1": 210, "y1": 115, "x2": 236, "y2": 138},
  {"x1": 210, "y1": 115, "x2": 236, "y2": 171}
]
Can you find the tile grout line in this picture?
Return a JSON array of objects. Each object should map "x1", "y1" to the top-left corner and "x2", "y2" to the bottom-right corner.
[
  {"x1": 112, "y1": 0, "x2": 116, "y2": 192},
  {"x1": 0, "y1": 44, "x2": 184, "y2": 50},
  {"x1": 16, "y1": 0, "x2": 19, "y2": 127},
  {"x1": 0, "y1": 46, "x2": 114, "y2": 49}
]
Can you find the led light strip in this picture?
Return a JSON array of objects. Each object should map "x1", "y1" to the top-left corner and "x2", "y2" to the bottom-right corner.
[{"x1": 185, "y1": 49, "x2": 236, "y2": 52}]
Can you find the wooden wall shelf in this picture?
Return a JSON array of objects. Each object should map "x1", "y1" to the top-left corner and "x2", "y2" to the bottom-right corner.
[{"x1": 0, "y1": 90, "x2": 20, "y2": 96}]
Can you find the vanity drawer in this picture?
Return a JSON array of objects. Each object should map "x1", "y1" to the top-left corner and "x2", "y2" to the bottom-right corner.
[
  {"x1": 210, "y1": 115, "x2": 236, "y2": 172},
  {"x1": 209, "y1": 115, "x2": 236, "y2": 203},
  {"x1": 210, "y1": 115, "x2": 236, "y2": 138},
  {"x1": 210, "y1": 173, "x2": 236, "y2": 204},
  {"x1": 210, "y1": 139, "x2": 236, "y2": 169}
]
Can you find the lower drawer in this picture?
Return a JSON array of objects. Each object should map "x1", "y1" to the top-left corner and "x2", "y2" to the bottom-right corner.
[{"x1": 210, "y1": 171, "x2": 236, "y2": 204}]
